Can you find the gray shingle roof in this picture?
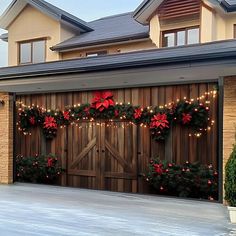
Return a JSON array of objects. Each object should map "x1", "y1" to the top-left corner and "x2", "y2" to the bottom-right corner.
[
  {"x1": 220, "y1": 0, "x2": 236, "y2": 11},
  {"x1": 1, "y1": 39, "x2": 236, "y2": 79},
  {"x1": 51, "y1": 13, "x2": 149, "y2": 51}
]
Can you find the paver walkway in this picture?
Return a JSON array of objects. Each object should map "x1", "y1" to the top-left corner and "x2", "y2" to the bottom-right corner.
[{"x1": 0, "y1": 183, "x2": 235, "y2": 236}]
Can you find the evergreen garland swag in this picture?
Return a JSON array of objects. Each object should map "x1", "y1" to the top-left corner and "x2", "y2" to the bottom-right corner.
[{"x1": 17, "y1": 91, "x2": 211, "y2": 140}]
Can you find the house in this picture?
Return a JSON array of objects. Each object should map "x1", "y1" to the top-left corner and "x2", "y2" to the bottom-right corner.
[{"x1": 0, "y1": 0, "x2": 235, "y2": 202}]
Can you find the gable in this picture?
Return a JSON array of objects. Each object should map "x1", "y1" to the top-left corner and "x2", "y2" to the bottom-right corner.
[{"x1": 0, "y1": 0, "x2": 93, "y2": 32}]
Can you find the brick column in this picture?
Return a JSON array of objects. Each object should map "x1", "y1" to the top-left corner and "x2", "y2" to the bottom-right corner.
[
  {"x1": 223, "y1": 77, "x2": 236, "y2": 191},
  {"x1": 0, "y1": 93, "x2": 13, "y2": 184}
]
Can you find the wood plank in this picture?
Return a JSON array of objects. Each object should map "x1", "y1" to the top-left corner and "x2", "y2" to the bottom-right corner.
[{"x1": 70, "y1": 137, "x2": 97, "y2": 169}]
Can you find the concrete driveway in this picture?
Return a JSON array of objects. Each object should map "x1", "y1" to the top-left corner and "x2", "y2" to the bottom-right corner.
[{"x1": 0, "y1": 183, "x2": 235, "y2": 236}]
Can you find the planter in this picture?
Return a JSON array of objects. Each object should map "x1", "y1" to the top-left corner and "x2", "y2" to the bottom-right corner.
[{"x1": 228, "y1": 206, "x2": 236, "y2": 223}]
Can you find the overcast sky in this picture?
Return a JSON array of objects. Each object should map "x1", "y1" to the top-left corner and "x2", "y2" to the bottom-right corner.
[{"x1": 0, "y1": 0, "x2": 143, "y2": 67}]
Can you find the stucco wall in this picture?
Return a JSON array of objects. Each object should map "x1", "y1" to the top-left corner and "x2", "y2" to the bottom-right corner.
[
  {"x1": 8, "y1": 5, "x2": 61, "y2": 66},
  {"x1": 61, "y1": 40, "x2": 156, "y2": 60}
]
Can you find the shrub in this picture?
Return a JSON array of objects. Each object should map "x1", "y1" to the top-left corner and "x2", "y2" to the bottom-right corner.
[
  {"x1": 225, "y1": 145, "x2": 236, "y2": 207},
  {"x1": 145, "y1": 158, "x2": 218, "y2": 200},
  {"x1": 16, "y1": 154, "x2": 65, "y2": 184}
]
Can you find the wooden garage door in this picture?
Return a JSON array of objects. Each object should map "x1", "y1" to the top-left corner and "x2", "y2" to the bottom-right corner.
[{"x1": 67, "y1": 122, "x2": 138, "y2": 192}]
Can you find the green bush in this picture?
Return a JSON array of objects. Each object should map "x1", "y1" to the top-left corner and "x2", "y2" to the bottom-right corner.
[
  {"x1": 225, "y1": 145, "x2": 236, "y2": 206},
  {"x1": 145, "y1": 158, "x2": 218, "y2": 200},
  {"x1": 16, "y1": 154, "x2": 65, "y2": 184}
]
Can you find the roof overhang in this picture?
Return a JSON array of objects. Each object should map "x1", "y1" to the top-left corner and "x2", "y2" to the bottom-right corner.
[
  {"x1": 0, "y1": 33, "x2": 8, "y2": 42},
  {"x1": 133, "y1": 0, "x2": 236, "y2": 25},
  {"x1": 0, "y1": 0, "x2": 93, "y2": 32},
  {"x1": 133, "y1": 0, "x2": 163, "y2": 25},
  {"x1": 0, "y1": 40, "x2": 236, "y2": 93},
  {"x1": 51, "y1": 32, "x2": 150, "y2": 52}
]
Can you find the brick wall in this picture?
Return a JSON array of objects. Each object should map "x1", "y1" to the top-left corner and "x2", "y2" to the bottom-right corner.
[
  {"x1": 0, "y1": 93, "x2": 13, "y2": 184},
  {"x1": 223, "y1": 78, "x2": 236, "y2": 185}
]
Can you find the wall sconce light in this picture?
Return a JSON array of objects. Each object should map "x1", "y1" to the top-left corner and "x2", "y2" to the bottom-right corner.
[{"x1": 0, "y1": 100, "x2": 5, "y2": 106}]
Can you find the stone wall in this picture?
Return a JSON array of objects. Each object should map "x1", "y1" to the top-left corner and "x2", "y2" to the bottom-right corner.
[
  {"x1": 223, "y1": 77, "x2": 236, "y2": 183},
  {"x1": 0, "y1": 93, "x2": 13, "y2": 184}
]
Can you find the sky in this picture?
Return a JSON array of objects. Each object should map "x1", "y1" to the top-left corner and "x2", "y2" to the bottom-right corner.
[{"x1": 0, "y1": 0, "x2": 143, "y2": 67}]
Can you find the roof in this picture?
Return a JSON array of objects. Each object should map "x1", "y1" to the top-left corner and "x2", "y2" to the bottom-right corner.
[
  {"x1": 0, "y1": 0, "x2": 93, "y2": 32},
  {"x1": 220, "y1": 0, "x2": 236, "y2": 11},
  {"x1": 51, "y1": 13, "x2": 150, "y2": 52},
  {"x1": 1, "y1": 39, "x2": 236, "y2": 79},
  {"x1": 133, "y1": 0, "x2": 236, "y2": 24},
  {"x1": 0, "y1": 33, "x2": 8, "y2": 42}
]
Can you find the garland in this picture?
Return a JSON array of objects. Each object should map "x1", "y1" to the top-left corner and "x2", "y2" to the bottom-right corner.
[{"x1": 17, "y1": 91, "x2": 212, "y2": 141}]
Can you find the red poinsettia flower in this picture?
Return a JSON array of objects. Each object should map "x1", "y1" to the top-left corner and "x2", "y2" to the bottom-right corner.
[
  {"x1": 47, "y1": 157, "x2": 54, "y2": 167},
  {"x1": 114, "y1": 110, "x2": 119, "y2": 117},
  {"x1": 44, "y1": 116, "x2": 57, "y2": 129},
  {"x1": 182, "y1": 113, "x2": 192, "y2": 124},
  {"x1": 29, "y1": 116, "x2": 36, "y2": 125},
  {"x1": 91, "y1": 91, "x2": 115, "y2": 112},
  {"x1": 153, "y1": 164, "x2": 163, "y2": 175},
  {"x1": 150, "y1": 113, "x2": 169, "y2": 130},
  {"x1": 63, "y1": 111, "x2": 70, "y2": 120},
  {"x1": 84, "y1": 107, "x2": 90, "y2": 115},
  {"x1": 134, "y1": 108, "x2": 142, "y2": 119}
]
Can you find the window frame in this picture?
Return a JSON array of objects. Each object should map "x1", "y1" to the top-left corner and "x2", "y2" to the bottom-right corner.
[
  {"x1": 86, "y1": 51, "x2": 107, "y2": 57},
  {"x1": 161, "y1": 26, "x2": 200, "y2": 48},
  {"x1": 18, "y1": 38, "x2": 46, "y2": 65},
  {"x1": 234, "y1": 24, "x2": 236, "y2": 39}
]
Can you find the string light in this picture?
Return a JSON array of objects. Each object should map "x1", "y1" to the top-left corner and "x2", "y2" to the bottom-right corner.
[{"x1": 16, "y1": 88, "x2": 218, "y2": 138}]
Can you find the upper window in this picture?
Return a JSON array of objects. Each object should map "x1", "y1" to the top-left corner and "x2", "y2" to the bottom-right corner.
[
  {"x1": 19, "y1": 40, "x2": 46, "y2": 65},
  {"x1": 162, "y1": 27, "x2": 200, "y2": 48},
  {"x1": 86, "y1": 51, "x2": 107, "y2": 57}
]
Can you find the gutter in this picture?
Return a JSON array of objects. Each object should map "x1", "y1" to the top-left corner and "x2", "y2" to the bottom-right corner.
[
  {"x1": 1, "y1": 47, "x2": 236, "y2": 80},
  {"x1": 50, "y1": 32, "x2": 150, "y2": 51}
]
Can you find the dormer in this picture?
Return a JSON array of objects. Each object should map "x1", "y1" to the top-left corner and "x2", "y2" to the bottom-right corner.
[
  {"x1": 0, "y1": 0, "x2": 93, "y2": 66},
  {"x1": 134, "y1": 0, "x2": 236, "y2": 48}
]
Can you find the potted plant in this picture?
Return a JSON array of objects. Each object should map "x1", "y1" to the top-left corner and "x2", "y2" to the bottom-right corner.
[{"x1": 225, "y1": 144, "x2": 236, "y2": 223}]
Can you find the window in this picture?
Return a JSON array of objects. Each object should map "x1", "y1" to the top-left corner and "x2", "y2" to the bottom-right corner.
[
  {"x1": 19, "y1": 40, "x2": 46, "y2": 64},
  {"x1": 86, "y1": 51, "x2": 107, "y2": 57},
  {"x1": 162, "y1": 27, "x2": 200, "y2": 47}
]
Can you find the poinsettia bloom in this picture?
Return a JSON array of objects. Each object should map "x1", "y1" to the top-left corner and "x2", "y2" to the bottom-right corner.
[
  {"x1": 150, "y1": 113, "x2": 169, "y2": 129},
  {"x1": 83, "y1": 107, "x2": 90, "y2": 115},
  {"x1": 182, "y1": 113, "x2": 192, "y2": 124},
  {"x1": 92, "y1": 91, "x2": 115, "y2": 112},
  {"x1": 168, "y1": 163, "x2": 173, "y2": 167},
  {"x1": 208, "y1": 180, "x2": 212, "y2": 185},
  {"x1": 63, "y1": 111, "x2": 70, "y2": 120},
  {"x1": 160, "y1": 186, "x2": 164, "y2": 191},
  {"x1": 134, "y1": 108, "x2": 142, "y2": 119},
  {"x1": 47, "y1": 158, "x2": 53, "y2": 167},
  {"x1": 114, "y1": 110, "x2": 119, "y2": 117},
  {"x1": 29, "y1": 116, "x2": 36, "y2": 125},
  {"x1": 44, "y1": 116, "x2": 57, "y2": 129},
  {"x1": 154, "y1": 164, "x2": 163, "y2": 175}
]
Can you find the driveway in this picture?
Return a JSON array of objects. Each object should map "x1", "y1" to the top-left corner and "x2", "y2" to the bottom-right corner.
[{"x1": 0, "y1": 183, "x2": 235, "y2": 236}]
